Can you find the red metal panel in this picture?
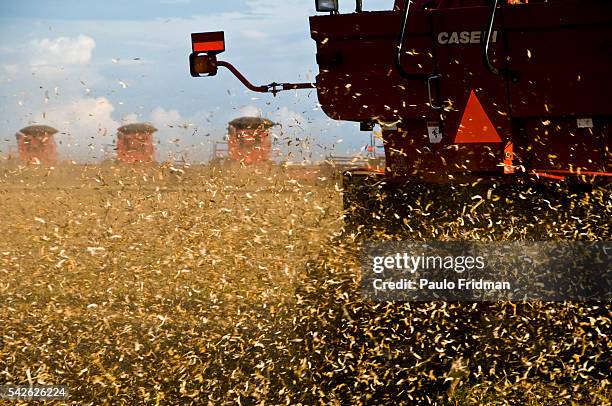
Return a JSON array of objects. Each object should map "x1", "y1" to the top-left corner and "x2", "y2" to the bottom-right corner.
[
  {"x1": 310, "y1": 10, "x2": 434, "y2": 122},
  {"x1": 17, "y1": 134, "x2": 57, "y2": 164},
  {"x1": 193, "y1": 41, "x2": 225, "y2": 53},
  {"x1": 502, "y1": 1, "x2": 612, "y2": 117},
  {"x1": 117, "y1": 133, "x2": 155, "y2": 163},
  {"x1": 309, "y1": 1, "x2": 611, "y2": 183},
  {"x1": 191, "y1": 31, "x2": 225, "y2": 54},
  {"x1": 519, "y1": 118, "x2": 606, "y2": 173},
  {"x1": 227, "y1": 127, "x2": 272, "y2": 165}
]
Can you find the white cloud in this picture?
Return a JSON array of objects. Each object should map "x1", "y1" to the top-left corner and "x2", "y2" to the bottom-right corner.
[
  {"x1": 4, "y1": 64, "x2": 18, "y2": 74},
  {"x1": 0, "y1": 1, "x2": 368, "y2": 162},
  {"x1": 121, "y1": 113, "x2": 140, "y2": 124},
  {"x1": 30, "y1": 35, "x2": 96, "y2": 66},
  {"x1": 149, "y1": 107, "x2": 208, "y2": 163},
  {"x1": 47, "y1": 97, "x2": 115, "y2": 126},
  {"x1": 151, "y1": 107, "x2": 182, "y2": 127},
  {"x1": 238, "y1": 105, "x2": 262, "y2": 118},
  {"x1": 33, "y1": 97, "x2": 120, "y2": 161},
  {"x1": 272, "y1": 106, "x2": 304, "y2": 128}
]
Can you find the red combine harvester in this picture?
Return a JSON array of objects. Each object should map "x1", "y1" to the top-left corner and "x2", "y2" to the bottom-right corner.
[
  {"x1": 116, "y1": 123, "x2": 157, "y2": 164},
  {"x1": 15, "y1": 125, "x2": 58, "y2": 165},
  {"x1": 227, "y1": 117, "x2": 275, "y2": 165},
  {"x1": 189, "y1": 0, "x2": 611, "y2": 233},
  {"x1": 211, "y1": 117, "x2": 276, "y2": 165}
]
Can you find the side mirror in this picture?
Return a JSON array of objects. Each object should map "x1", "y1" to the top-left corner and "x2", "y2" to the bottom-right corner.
[
  {"x1": 190, "y1": 53, "x2": 218, "y2": 77},
  {"x1": 190, "y1": 31, "x2": 225, "y2": 77}
]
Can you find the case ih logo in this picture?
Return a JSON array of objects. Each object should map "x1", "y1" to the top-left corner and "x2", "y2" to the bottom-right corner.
[{"x1": 437, "y1": 30, "x2": 498, "y2": 45}]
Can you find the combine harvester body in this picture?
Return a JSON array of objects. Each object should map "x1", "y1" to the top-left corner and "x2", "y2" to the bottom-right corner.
[
  {"x1": 210, "y1": 117, "x2": 275, "y2": 166},
  {"x1": 15, "y1": 125, "x2": 58, "y2": 165},
  {"x1": 116, "y1": 124, "x2": 157, "y2": 164},
  {"x1": 190, "y1": 0, "x2": 611, "y2": 228},
  {"x1": 311, "y1": 0, "x2": 611, "y2": 185},
  {"x1": 227, "y1": 117, "x2": 275, "y2": 165}
]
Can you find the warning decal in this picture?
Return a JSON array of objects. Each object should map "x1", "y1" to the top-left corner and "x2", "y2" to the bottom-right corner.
[{"x1": 454, "y1": 90, "x2": 502, "y2": 143}]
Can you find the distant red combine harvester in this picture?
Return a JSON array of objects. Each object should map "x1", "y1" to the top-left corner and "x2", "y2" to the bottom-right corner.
[
  {"x1": 226, "y1": 117, "x2": 275, "y2": 165},
  {"x1": 116, "y1": 123, "x2": 157, "y2": 163},
  {"x1": 15, "y1": 125, "x2": 58, "y2": 165}
]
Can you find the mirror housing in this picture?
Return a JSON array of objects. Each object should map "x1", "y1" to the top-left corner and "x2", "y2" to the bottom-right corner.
[
  {"x1": 190, "y1": 31, "x2": 225, "y2": 77},
  {"x1": 190, "y1": 53, "x2": 218, "y2": 77}
]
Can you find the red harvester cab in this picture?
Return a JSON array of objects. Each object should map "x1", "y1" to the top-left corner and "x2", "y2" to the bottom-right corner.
[
  {"x1": 16, "y1": 125, "x2": 58, "y2": 165},
  {"x1": 227, "y1": 117, "x2": 275, "y2": 165},
  {"x1": 117, "y1": 123, "x2": 157, "y2": 164}
]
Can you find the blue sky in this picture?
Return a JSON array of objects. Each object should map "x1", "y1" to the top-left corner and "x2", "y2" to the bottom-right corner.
[
  {"x1": 0, "y1": 0, "x2": 232, "y2": 20},
  {"x1": 0, "y1": 0, "x2": 393, "y2": 162}
]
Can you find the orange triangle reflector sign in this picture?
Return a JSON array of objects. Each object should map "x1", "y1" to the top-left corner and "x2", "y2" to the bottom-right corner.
[{"x1": 454, "y1": 90, "x2": 502, "y2": 143}]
